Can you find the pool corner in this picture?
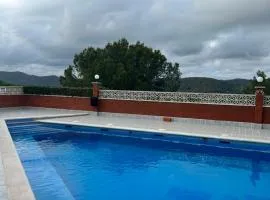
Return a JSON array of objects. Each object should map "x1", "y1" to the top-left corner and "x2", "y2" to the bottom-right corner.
[{"x1": 0, "y1": 119, "x2": 36, "y2": 200}]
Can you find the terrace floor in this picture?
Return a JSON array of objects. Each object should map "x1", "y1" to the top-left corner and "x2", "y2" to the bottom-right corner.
[{"x1": 0, "y1": 107, "x2": 270, "y2": 199}]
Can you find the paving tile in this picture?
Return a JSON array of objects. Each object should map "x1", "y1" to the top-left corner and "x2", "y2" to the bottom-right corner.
[{"x1": 0, "y1": 185, "x2": 8, "y2": 200}]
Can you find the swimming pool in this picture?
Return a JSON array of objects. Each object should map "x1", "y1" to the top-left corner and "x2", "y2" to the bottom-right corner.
[{"x1": 6, "y1": 119, "x2": 270, "y2": 200}]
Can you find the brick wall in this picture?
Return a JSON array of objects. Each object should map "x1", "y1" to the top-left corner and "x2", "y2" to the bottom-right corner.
[
  {"x1": 264, "y1": 107, "x2": 270, "y2": 124},
  {"x1": 25, "y1": 95, "x2": 94, "y2": 111},
  {"x1": 0, "y1": 95, "x2": 26, "y2": 107},
  {"x1": 99, "y1": 99, "x2": 255, "y2": 123},
  {"x1": 0, "y1": 94, "x2": 269, "y2": 124}
]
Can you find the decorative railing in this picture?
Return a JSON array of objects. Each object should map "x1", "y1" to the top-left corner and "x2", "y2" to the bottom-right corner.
[
  {"x1": 0, "y1": 86, "x2": 23, "y2": 95},
  {"x1": 99, "y1": 90, "x2": 256, "y2": 106},
  {"x1": 265, "y1": 96, "x2": 270, "y2": 106}
]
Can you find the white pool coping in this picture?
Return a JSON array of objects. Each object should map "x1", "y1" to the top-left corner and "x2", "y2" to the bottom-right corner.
[
  {"x1": 40, "y1": 119, "x2": 270, "y2": 145},
  {"x1": 0, "y1": 120, "x2": 35, "y2": 200},
  {"x1": 0, "y1": 108, "x2": 90, "y2": 200}
]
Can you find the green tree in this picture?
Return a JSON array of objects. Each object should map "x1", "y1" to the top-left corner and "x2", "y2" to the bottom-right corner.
[
  {"x1": 60, "y1": 38, "x2": 181, "y2": 91},
  {"x1": 243, "y1": 70, "x2": 270, "y2": 95},
  {"x1": 0, "y1": 80, "x2": 12, "y2": 86}
]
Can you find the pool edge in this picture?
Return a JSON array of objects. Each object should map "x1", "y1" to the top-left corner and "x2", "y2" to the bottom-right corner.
[
  {"x1": 38, "y1": 119, "x2": 270, "y2": 145},
  {"x1": 0, "y1": 112, "x2": 90, "y2": 200},
  {"x1": 0, "y1": 119, "x2": 36, "y2": 200}
]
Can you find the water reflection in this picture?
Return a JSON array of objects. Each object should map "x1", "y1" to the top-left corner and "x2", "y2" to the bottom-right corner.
[
  {"x1": 32, "y1": 131, "x2": 270, "y2": 175},
  {"x1": 250, "y1": 159, "x2": 261, "y2": 187},
  {"x1": 10, "y1": 123, "x2": 270, "y2": 200}
]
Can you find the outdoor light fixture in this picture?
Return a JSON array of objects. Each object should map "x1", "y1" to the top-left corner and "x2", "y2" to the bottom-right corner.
[
  {"x1": 257, "y1": 76, "x2": 264, "y2": 83},
  {"x1": 94, "y1": 74, "x2": 100, "y2": 80}
]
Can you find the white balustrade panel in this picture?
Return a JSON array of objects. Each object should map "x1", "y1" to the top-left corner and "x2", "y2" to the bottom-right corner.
[
  {"x1": 99, "y1": 90, "x2": 256, "y2": 106},
  {"x1": 0, "y1": 86, "x2": 23, "y2": 95},
  {"x1": 264, "y1": 96, "x2": 270, "y2": 106}
]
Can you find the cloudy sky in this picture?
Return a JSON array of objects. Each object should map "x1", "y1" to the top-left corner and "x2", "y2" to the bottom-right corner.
[{"x1": 0, "y1": 0, "x2": 270, "y2": 79}]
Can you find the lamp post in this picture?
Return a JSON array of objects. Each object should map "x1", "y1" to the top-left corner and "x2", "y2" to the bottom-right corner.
[
  {"x1": 94, "y1": 74, "x2": 100, "y2": 81},
  {"x1": 254, "y1": 76, "x2": 265, "y2": 126},
  {"x1": 255, "y1": 76, "x2": 265, "y2": 94},
  {"x1": 92, "y1": 74, "x2": 100, "y2": 97},
  {"x1": 256, "y1": 76, "x2": 264, "y2": 84},
  {"x1": 91, "y1": 74, "x2": 101, "y2": 116}
]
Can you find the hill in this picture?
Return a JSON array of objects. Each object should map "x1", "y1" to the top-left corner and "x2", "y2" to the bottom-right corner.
[
  {"x1": 0, "y1": 71, "x2": 60, "y2": 87},
  {"x1": 0, "y1": 80, "x2": 13, "y2": 86},
  {"x1": 179, "y1": 77, "x2": 250, "y2": 94},
  {"x1": 0, "y1": 71, "x2": 250, "y2": 93}
]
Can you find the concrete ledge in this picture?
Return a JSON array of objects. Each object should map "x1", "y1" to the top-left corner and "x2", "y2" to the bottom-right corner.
[
  {"x1": 0, "y1": 120, "x2": 35, "y2": 200},
  {"x1": 1, "y1": 107, "x2": 90, "y2": 121},
  {"x1": 5, "y1": 113, "x2": 90, "y2": 121},
  {"x1": 97, "y1": 112, "x2": 266, "y2": 129},
  {"x1": 263, "y1": 124, "x2": 270, "y2": 129},
  {"x1": 40, "y1": 117, "x2": 270, "y2": 145},
  {"x1": 0, "y1": 108, "x2": 92, "y2": 200}
]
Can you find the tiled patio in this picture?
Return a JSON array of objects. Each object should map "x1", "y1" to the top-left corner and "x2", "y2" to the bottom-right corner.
[{"x1": 0, "y1": 107, "x2": 269, "y2": 199}]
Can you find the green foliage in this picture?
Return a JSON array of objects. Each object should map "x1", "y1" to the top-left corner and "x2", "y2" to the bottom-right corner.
[
  {"x1": 243, "y1": 70, "x2": 270, "y2": 95},
  {"x1": 0, "y1": 80, "x2": 13, "y2": 86},
  {"x1": 23, "y1": 86, "x2": 92, "y2": 97},
  {"x1": 60, "y1": 38, "x2": 181, "y2": 91}
]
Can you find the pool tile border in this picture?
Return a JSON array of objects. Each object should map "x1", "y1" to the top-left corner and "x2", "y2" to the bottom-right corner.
[
  {"x1": 0, "y1": 120, "x2": 35, "y2": 200},
  {"x1": 40, "y1": 119, "x2": 270, "y2": 145},
  {"x1": 97, "y1": 112, "x2": 265, "y2": 129},
  {"x1": 0, "y1": 112, "x2": 90, "y2": 200}
]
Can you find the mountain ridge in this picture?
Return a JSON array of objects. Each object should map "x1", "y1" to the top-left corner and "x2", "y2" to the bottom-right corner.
[
  {"x1": 0, "y1": 71, "x2": 250, "y2": 93},
  {"x1": 0, "y1": 71, "x2": 60, "y2": 87},
  {"x1": 179, "y1": 77, "x2": 249, "y2": 93}
]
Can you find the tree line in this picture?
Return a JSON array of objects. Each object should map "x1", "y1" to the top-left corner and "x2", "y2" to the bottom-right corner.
[
  {"x1": 60, "y1": 38, "x2": 181, "y2": 92},
  {"x1": 60, "y1": 38, "x2": 269, "y2": 94}
]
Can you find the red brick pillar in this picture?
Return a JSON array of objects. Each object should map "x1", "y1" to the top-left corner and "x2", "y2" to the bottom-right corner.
[
  {"x1": 91, "y1": 82, "x2": 101, "y2": 114},
  {"x1": 254, "y1": 86, "x2": 265, "y2": 124},
  {"x1": 92, "y1": 82, "x2": 100, "y2": 98}
]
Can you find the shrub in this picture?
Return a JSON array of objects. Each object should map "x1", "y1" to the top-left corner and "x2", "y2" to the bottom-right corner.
[{"x1": 23, "y1": 86, "x2": 92, "y2": 97}]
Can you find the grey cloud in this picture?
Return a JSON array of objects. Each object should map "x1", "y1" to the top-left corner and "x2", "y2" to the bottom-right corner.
[
  {"x1": 171, "y1": 44, "x2": 203, "y2": 56},
  {"x1": 206, "y1": 28, "x2": 270, "y2": 60},
  {"x1": 0, "y1": 0, "x2": 270, "y2": 78}
]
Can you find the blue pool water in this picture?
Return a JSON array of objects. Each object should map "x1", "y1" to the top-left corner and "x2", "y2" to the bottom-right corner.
[{"x1": 6, "y1": 119, "x2": 270, "y2": 200}]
